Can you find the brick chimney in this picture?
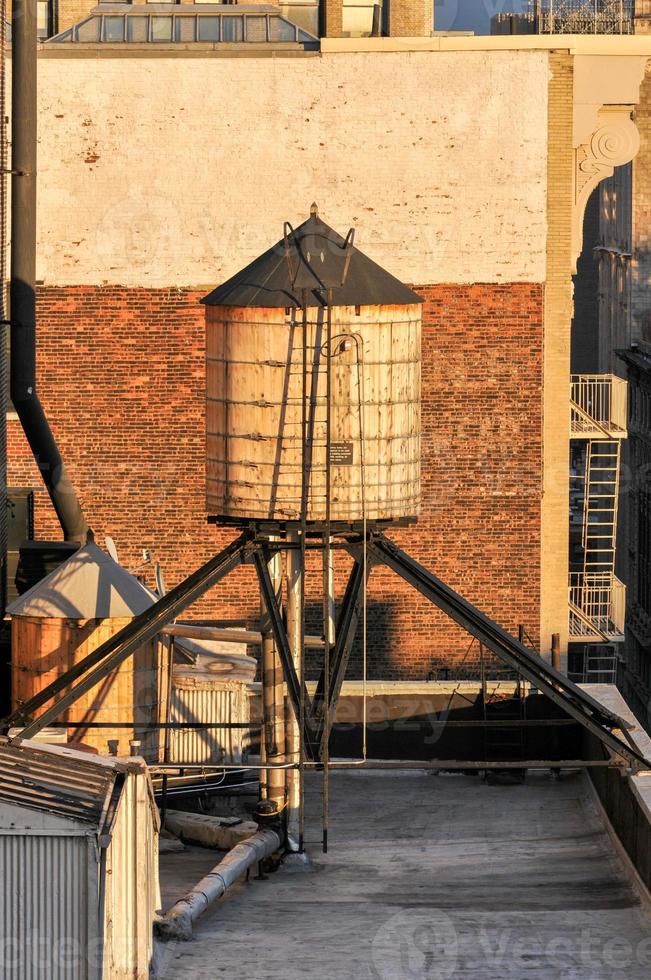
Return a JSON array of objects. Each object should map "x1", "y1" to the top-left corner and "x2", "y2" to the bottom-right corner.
[
  {"x1": 321, "y1": 0, "x2": 344, "y2": 36},
  {"x1": 383, "y1": 0, "x2": 433, "y2": 36},
  {"x1": 320, "y1": 0, "x2": 433, "y2": 38}
]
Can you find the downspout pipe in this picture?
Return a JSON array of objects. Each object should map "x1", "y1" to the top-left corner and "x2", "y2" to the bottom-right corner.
[
  {"x1": 10, "y1": 0, "x2": 88, "y2": 544},
  {"x1": 156, "y1": 828, "x2": 281, "y2": 940}
]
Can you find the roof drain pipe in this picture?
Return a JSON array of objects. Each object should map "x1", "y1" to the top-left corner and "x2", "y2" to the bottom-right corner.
[
  {"x1": 156, "y1": 826, "x2": 282, "y2": 940},
  {"x1": 11, "y1": 0, "x2": 88, "y2": 545}
]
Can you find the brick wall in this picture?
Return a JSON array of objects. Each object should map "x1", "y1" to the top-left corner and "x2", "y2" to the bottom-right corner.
[
  {"x1": 7, "y1": 282, "x2": 543, "y2": 678},
  {"x1": 386, "y1": 0, "x2": 432, "y2": 35}
]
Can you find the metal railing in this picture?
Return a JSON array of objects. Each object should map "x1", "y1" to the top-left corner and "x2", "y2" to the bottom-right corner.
[
  {"x1": 570, "y1": 374, "x2": 627, "y2": 438},
  {"x1": 569, "y1": 571, "x2": 626, "y2": 639},
  {"x1": 536, "y1": 0, "x2": 634, "y2": 33}
]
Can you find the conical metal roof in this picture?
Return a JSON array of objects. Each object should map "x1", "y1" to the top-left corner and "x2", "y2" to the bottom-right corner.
[
  {"x1": 201, "y1": 206, "x2": 423, "y2": 309},
  {"x1": 7, "y1": 542, "x2": 156, "y2": 620}
]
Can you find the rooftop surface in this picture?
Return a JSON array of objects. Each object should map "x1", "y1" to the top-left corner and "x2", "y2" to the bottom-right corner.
[{"x1": 157, "y1": 769, "x2": 651, "y2": 978}]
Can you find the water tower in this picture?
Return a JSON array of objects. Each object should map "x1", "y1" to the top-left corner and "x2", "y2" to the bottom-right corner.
[
  {"x1": 203, "y1": 204, "x2": 422, "y2": 526},
  {"x1": 9, "y1": 209, "x2": 634, "y2": 859},
  {"x1": 202, "y1": 205, "x2": 423, "y2": 847}
]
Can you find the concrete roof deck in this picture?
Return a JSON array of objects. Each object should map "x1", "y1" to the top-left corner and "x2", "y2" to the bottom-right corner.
[{"x1": 158, "y1": 769, "x2": 651, "y2": 978}]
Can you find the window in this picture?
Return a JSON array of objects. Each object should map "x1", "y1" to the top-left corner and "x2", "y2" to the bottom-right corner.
[
  {"x1": 151, "y1": 15, "x2": 173, "y2": 41},
  {"x1": 75, "y1": 17, "x2": 101, "y2": 41},
  {"x1": 37, "y1": 0, "x2": 51, "y2": 39},
  {"x1": 103, "y1": 15, "x2": 125, "y2": 41},
  {"x1": 175, "y1": 16, "x2": 196, "y2": 42},
  {"x1": 245, "y1": 15, "x2": 267, "y2": 41},
  {"x1": 271, "y1": 17, "x2": 297, "y2": 41},
  {"x1": 197, "y1": 16, "x2": 220, "y2": 41},
  {"x1": 126, "y1": 16, "x2": 148, "y2": 42},
  {"x1": 221, "y1": 15, "x2": 243, "y2": 41}
]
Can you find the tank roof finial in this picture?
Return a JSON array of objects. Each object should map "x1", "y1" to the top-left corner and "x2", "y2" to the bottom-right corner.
[{"x1": 310, "y1": 202, "x2": 319, "y2": 219}]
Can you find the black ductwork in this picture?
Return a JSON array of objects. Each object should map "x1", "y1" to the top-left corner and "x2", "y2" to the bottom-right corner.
[{"x1": 10, "y1": 0, "x2": 88, "y2": 545}]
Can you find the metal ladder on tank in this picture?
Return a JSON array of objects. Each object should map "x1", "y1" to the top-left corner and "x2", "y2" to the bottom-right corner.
[{"x1": 273, "y1": 321, "x2": 329, "y2": 519}]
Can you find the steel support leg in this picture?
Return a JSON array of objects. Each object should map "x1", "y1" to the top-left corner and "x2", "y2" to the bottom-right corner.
[
  {"x1": 254, "y1": 546, "x2": 318, "y2": 759},
  {"x1": 368, "y1": 534, "x2": 647, "y2": 771}
]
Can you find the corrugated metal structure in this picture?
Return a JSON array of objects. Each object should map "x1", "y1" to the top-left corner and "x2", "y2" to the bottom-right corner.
[
  {"x1": 170, "y1": 638, "x2": 256, "y2": 764},
  {"x1": 8, "y1": 543, "x2": 169, "y2": 759},
  {"x1": 0, "y1": 739, "x2": 159, "y2": 979},
  {"x1": 170, "y1": 666, "x2": 251, "y2": 764}
]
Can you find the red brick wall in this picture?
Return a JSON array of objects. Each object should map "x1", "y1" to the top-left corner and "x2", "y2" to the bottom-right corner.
[{"x1": 7, "y1": 283, "x2": 543, "y2": 678}]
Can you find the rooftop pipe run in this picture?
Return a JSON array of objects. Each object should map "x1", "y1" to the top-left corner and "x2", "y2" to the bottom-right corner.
[
  {"x1": 157, "y1": 827, "x2": 282, "y2": 940},
  {"x1": 10, "y1": 0, "x2": 88, "y2": 544}
]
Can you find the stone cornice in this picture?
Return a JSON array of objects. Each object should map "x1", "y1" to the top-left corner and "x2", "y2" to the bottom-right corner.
[{"x1": 571, "y1": 54, "x2": 649, "y2": 270}]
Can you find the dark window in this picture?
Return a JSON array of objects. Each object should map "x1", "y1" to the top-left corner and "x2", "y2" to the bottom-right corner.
[
  {"x1": 197, "y1": 16, "x2": 220, "y2": 40},
  {"x1": 638, "y1": 485, "x2": 651, "y2": 617},
  {"x1": 103, "y1": 15, "x2": 125, "y2": 41},
  {"x1": 222, "y1": 15, "x2": 243, "y2": 41}
]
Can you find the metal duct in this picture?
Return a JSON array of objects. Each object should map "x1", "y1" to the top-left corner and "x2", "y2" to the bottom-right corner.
[{"x1": 10, "y1": 0, "x2": 88, "y2": 544}]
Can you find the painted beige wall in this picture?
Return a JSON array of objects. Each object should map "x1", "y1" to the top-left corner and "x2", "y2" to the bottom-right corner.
[{"x1": 31, "y1": 50, "x2": 549, "y2": 287}]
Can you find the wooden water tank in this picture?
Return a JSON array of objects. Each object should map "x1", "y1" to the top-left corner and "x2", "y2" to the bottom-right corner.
[
  {"x1": 203, "y1": 208, "x2": 422, "y2": 525},
  {"x1": 8, "y1": 543, "x2": 168, "y2": 761}
]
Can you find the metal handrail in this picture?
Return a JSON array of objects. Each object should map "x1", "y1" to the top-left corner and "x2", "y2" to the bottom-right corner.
[
  {"x1": 568, "y1": 571, "x2": 626, "y2": 637},
  {"x1": 570, "y1": 374, "x2": 627, "y2": 436}
]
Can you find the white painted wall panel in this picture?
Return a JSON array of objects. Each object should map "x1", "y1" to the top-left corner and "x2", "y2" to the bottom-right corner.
[{"x1": 32, "y1": 49, "x2": 549, "y2": 287}]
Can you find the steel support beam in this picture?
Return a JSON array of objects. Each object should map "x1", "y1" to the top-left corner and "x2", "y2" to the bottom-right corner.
[
  {"x1": 313, "y1": 557, "x2": 370, "y2": 746},
  {"x1": 369, "y1": 534, "x2": 648, "y2": 771},
  {"x1": 253, "y1": 547, "x2": 319, "y2": 759},
  {"x1": 4, "y1": 532, "x2": 255, "y2": 739}
]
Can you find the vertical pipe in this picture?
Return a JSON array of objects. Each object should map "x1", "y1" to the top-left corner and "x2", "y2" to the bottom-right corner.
[
  {"x1": 551, "y1": 633, "x2": 561, "y2": 672},
  {"x1": 10, "y1": 0, "x2": 88, "y2": 543},
  {"x1": 322, "y1": 295, "x2": 333, "y2": 853},
  {"x1": 160, "y1": 636, "x2": 174, "y2": 828},
  {"x1": 285, "y1": 530, "x2": 302, "y2": 850},
  {"x1": 299, "y1": 292, "x2": 308, "y2": 852},
  {"x1": 260, "y1": 538, "x2": 285, "y2": 811}
]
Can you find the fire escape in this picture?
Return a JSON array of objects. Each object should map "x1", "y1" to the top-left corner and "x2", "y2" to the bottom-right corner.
[{"x1": 569, "y1": 375, "x2": 627, "y2": 651}]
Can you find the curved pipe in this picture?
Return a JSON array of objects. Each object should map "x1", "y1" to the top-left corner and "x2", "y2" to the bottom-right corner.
[{"x1": 11, "y1": 0, "x2": 88, "y2": 545}]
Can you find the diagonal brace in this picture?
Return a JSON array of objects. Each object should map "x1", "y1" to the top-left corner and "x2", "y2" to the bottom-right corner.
[
  {"x1": 3, "y1": 532, "x2": 255, "y2": 741},
  {"x1": 313, "y1": 557, "x2": 371, "y2": 747},
  {"x1": 371, "y1": 534, "x2": 649, "y2": 772},
  {"x1": 253, "y1": 546, "x2": 319, "y2": 759}
]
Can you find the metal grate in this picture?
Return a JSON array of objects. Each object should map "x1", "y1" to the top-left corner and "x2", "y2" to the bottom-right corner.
[{"x1": 536, "y1": 0, "x2": 634, "y2": 33}]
